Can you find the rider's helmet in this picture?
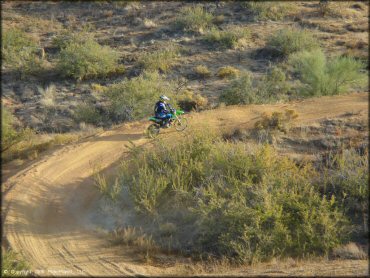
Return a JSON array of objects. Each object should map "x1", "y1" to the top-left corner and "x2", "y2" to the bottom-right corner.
[{"x1": 159, "y1": 95, "x2": 170, "y2": 103}]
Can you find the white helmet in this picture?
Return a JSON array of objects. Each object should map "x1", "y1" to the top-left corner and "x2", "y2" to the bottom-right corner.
[{"x1": 159, "y1": 95, "x2": 170, "y2": 101}]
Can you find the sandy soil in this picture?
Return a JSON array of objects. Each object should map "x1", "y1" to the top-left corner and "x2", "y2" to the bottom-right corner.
[{"x1": 2, "y1": 93, "x2": 368, "y2": 276}]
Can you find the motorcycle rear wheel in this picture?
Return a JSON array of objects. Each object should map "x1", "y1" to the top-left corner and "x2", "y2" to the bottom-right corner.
[{"x1": 147, "y1": 124, "x2": 160, "y2": 138}]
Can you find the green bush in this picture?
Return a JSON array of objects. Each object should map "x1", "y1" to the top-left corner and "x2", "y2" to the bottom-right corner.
[
  {"x1": 175, "y1": 5, "x2": 214, "y2": 33},
  {"x1": 2, "y1": 249, "x2": 30, "y2": 277},
  {"x1": 73, "y1": 103, "x2": 104, "y2": 125},
  {"x1": 220, "y1": 66, "x2": 293, "y2": 105},
  {"x1": 204, "y1": 26, "x2": 250, "y2": 49},
  {"x1": 1, "y1": 106, "x2": 33, "y2": 152},
  {"x1": 52, "y1": 30, "x2": 94, "y2": 50},
  {"x1": 321, "y1": 149, "x2": 368, "y2": 240},
  {"x1": 245, "y1": 2, "x2": 294, "y2": 21},
  {"x1": 219, "y1": 72, "x2": 287, "y2": 105},
  {"x1": 256, "y1": 66, "x2": 291, "y2": 101},
  {"x1": 105, "y1": 71, "x2": 176, "y2": 122},
  {"x1": 2, "y1": 28, "x2": 43, "y2": 75},
  {"x1": 220, "y1": 72, "x2": 264, "y2": 105},
  {"x1": 115, "y1": 133, "x2": 348, "y2": 263},
  {"x1": 137, "y1": 44, "x2": 180, "y2": 73},
  {"x1": 57, "y1": 37, "x2": 121, "y2": 80},
  {"x1": 267, "y1": 28, "x2": 320, "y2": 57},
  {"x1": 289, "y1": 49, "x2": 366, "y2": 96}
]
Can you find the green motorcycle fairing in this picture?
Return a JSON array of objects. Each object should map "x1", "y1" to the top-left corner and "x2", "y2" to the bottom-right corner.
[{"x1": 148, "y1": 110, "x2": 184, "y2": 122}]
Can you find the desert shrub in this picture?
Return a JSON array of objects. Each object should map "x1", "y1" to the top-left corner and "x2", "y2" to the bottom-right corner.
[
  {"x1": 320, "y1": 149, "x2": 368, "y2": 240},
  {"x1": 142, "y1": 18, "x2": 157, "y2": 29},
  {"x1": 52, "y1": 30, "x2": 94, "y2": 50},
  {"x1": 1, "y1": 106, "x2": 34, "y2": 153},
  {"x1": 91, "y1": 83, "x2": 107, "y2": 93},
  {"x1": 204, "y1": 26, "x2": 250, "y2": 49},
  {"x1": 175, "y1": 5, "x2": 214, "y2": 33},
  {"x1": 177, "y1": 90, "x2": 208, "y2": 111},
  {"x1": 116, "y1": 134, "x2": 348, "y2": 263},
  {"x1": 245, "y1": 2, "x2": 294, "y2": 21},
  {"x1": 332, "y1": 242, "x2": 367, "y2": 260},
  {"x1": 289, "y1": 49, "x2": 366, "y2": 96},
  {"x1": 343, "y1": 44, "x2": 368, "y2": 65},
  {"x1": 137, "y1": 44, "x2": 180, "y2": 73},
  {"x1": 318, "y1": 1, "x2": 355, "y2": 18},
  {"x1": 194, "y1": 65, "x2": 211, "y2": 78},
  {"x1": 2, "y1": 28, "x2": 43, "y2": 75},
  {"x1": 318, "y1": 0, "x2": 330, "y2": 16},
  {"x1": 92, "y1": 164, "x2": 121, "y2": 202},
  {"x1": 220, "y1": 66, "x2": 293, "y2": 105},
  {"x1": 213, "y1": 15, "x2": 225, "y2": 25},
  {"x1": 38, "y1": 84, "x2": 57, "y2": 110},
  {"x1": 57, "y1": 37, "x2": 121, "y2": 80},
  {"x1": 219, "y1": 72, "x2": 287, "y2": 105},
  {"x1": 216, "y1": 66, "x2": 240, "y2": 79},
  {"x1": 256, "y1": 66, "x2": 291, "y2": 101},
  {"x1": 108, "y1": 226, "x2": 158, "y2": 252},
  {"x1": 219, "y1": 72, "x2": 253, "y2": 105},
  {"x1": 267, "y1": 28, "x2": 320, "y2": 57},
  {"x1": 73, "y1": 103, "x2": 104, "y2": 125},
  {"x1": 2, "y1": 130, "x2": 79, "y2": 164},
  {"x1": 2, "y1": 107, "x2": 19, "y2": 151},
  {"x1": 254, "y1": 109, "x2": 298, "y2": 133},
  {"x1": 105, "y1": 71, "x2": 176, "y2": 122}
]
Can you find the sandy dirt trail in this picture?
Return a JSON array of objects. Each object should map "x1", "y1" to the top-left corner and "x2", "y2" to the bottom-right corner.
[{"x1": 2, "y1": 93, "x2": 368, "y2": 276}]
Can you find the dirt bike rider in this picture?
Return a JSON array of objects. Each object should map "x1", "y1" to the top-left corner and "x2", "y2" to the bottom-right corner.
[{"x1": 154, "y1": 95, "x2": 174, "y2": 127}]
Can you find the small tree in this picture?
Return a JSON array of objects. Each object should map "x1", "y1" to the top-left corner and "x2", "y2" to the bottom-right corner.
[{"x1": 289, "y1": 49, "x2": 366, "y2": 96}]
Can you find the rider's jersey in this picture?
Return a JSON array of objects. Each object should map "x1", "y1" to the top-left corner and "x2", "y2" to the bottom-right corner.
[{"x1": 154, "y1": 101, "x2": 169, "y2": 117}]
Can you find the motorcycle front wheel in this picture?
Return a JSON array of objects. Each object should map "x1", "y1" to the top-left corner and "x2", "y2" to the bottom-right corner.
[
  {"x1": 174, "y1": 117, "x2": 188, "y2": 131},
  {"x1": 147, "y1": 124, "x2": 160, "y2": 138}
]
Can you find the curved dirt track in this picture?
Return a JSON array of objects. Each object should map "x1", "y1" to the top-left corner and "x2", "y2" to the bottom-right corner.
[{"x1": 2, "y1": 93, "x2": 369, "y2": 277}]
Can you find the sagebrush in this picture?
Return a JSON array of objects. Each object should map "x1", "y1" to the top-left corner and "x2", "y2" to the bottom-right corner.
[
  {"x1": 2, "y1": 28, "x2": 43, "y2": 76},
  {"x1": 113, "y1": 133, "x2": 351, "y2": 263},
  {"x1": 205, "y1": 26, "x2": 250, "y2": 49},
  {"x1": 245, "y1": 2, "x2": 294, "y2": 21},
  {"x1": 175, "y1": 6, "x2": 214, "y2": 33},
  {"x1": 138, "y1": 44, "x2": 180, "y2": 73},
  {"x1": 57, "y1": 36, "x2": 122, "y2": 80},
  {"x1": 267, "y1": 28, "x2": 320, "y2": 57}
]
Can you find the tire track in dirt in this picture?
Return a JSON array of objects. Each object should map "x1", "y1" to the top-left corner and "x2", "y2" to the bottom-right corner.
[{"x1": 2, "y1": 93, "x2": 368, "y2": 276}]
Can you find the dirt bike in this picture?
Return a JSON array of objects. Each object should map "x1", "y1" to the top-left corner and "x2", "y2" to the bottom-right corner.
[{"x1": 147, "y1": 108, "x2": 188, "y2": 138}]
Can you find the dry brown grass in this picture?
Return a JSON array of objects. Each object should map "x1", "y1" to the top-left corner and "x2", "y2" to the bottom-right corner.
[
  {"x1": 332, "y1": 243, "x2": 367, "y2": 260},
  {"x1": 216, "y1": 66, "x2": 240, "y2": 79},
  {"x1": 193, "y1": 65, "x2": 211, "y2": 78},
  {"x1": 2, "y1": 128, "x2": 102, "y2": 165}
]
